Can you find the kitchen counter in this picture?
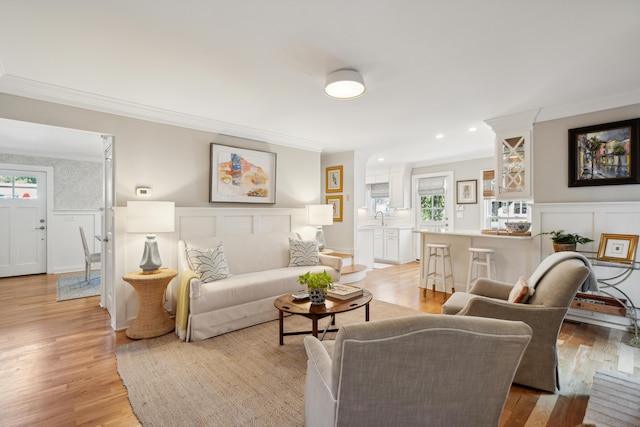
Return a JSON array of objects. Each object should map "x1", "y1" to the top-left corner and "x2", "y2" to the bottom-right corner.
[
  {"x1": 358, "y1": 225, "x2": 414, "y2": 230},
  {"x1": 415, "y1": 228, "x2": 534, "y2": 240},
  {"x1": 416, "y1": 228, "x2": 537, "y2": 293}
]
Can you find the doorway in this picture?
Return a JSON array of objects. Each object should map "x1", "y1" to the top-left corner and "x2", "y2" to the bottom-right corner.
[{"x1": 0, "y1": 166, "x2": 51, "y2": 277}]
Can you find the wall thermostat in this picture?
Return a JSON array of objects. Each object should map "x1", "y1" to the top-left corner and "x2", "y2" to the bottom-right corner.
[{"x1": 136, "y1": 187, "x2": 152, "y2": 197}]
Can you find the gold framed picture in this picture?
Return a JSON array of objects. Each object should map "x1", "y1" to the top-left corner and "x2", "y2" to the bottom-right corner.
[
  {"x1": 325, "y1": 166, "x2": 343, "y2": 193},
  {"x1": 326, "y1": 195, "x2": 343, "y2": 222},
  {"x1": 596, "y1": 233, "x2": 639, "y2": 264}
]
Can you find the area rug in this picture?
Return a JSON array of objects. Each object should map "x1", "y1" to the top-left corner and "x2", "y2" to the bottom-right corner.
[
  {"x1": 116, "y1": 299, "x2": 419, "y2": 426},
  {"x1": 373, "y1": 262, "x2": 393, "y2": 269},
  {"x1": 582, "y1": 369, "x2": 640, "y2": 426},
  {"x1": 56, "y1": 270, "x2": 100, "y2": 301}
]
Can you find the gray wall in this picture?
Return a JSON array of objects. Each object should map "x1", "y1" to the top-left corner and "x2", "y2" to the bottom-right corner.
[
  {"x1": 533, "y1": 103, "x2": 640, "y2": 203},
  {"x1": 0, "y1": 94, "x2": 322, "y2": 208},
  {"x1": 0, "y1": 153, "x2": 102, "y2": 210},
  {"x1": 412, "y1": 157, "x2": 495, "y2": 230}
]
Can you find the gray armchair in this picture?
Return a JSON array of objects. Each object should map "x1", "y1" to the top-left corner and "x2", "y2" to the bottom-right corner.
[
  {"x1": 303, "y1": 314, "x2": 532, "y2": 427},
  {"x1": 442, "y1": 252, "x2": 593, "y2": 392}
]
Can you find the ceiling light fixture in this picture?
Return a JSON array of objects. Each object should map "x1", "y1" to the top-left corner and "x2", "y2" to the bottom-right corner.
[{"x1": 324, "y1": 69, "x2": 365, "y2": 100}]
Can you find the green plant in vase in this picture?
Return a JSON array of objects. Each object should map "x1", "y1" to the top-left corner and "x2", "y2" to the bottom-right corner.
[
  {"x1": 298, "y1": 270, "x2": 334, "y2": 305},
  {"x1": 536, "y1": 230, "x2": 593, "y2": 252}
]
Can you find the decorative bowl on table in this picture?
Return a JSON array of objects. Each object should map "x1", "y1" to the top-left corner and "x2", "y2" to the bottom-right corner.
[{"x1": 504, "y1": 222, "x2": 531, "y2": 233}]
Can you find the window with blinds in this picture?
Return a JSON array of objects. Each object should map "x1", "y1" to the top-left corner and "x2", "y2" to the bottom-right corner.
[
  {"x1": 417, "y1": 176, "x2": 446, "y2": 223},
  {"x1": 368, "y1": 182, "x2": 391, "y2": 215}
]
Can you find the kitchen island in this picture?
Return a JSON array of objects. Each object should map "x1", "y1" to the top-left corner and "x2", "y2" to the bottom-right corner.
[{"x1": 415, "y1": 229, "x2": 537, "y2": 293}]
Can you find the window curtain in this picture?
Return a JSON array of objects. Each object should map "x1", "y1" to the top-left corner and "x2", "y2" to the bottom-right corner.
[
  {"x1": 417, "y1": 176, "x2": 445, "y2": 196},
  {"x1": 369, "y1": 183, "x2": 389, "y2": 198}
]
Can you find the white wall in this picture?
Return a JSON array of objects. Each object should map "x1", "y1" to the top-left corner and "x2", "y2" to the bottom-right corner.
[
  {"x1": 321, "y1": 151, "x2": 356, "y2": 254},
  {"x1": 0, "y1": 93, "x2": 324, "y2": 330},
  {"x1": 51, "y1": 210, "x2": 102, "y2": 273}
]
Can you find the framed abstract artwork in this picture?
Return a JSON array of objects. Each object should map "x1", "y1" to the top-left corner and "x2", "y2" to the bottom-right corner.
[
  {"x1": 326, "y1": 166, "x2": 343, "y2": 193},
  {"x1": 210, "y1": 144, "x2": 276, "y2": 203},
  {"x1": 568, "y1": 118, "x2": 640, "y2": 187}
]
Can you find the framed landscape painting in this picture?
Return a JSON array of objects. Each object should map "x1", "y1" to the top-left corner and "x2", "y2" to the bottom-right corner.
[
  {"x1": 568, "y1": 118, "x2": 640, "y2": 187},
  {"x1": 210, "y1": 144, "x2": 276, "y2": 203}
]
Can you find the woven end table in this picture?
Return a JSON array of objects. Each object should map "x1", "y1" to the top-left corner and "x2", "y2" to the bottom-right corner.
[{"x1": 123, "y1": 268, "x2": 177, "y2": 339}]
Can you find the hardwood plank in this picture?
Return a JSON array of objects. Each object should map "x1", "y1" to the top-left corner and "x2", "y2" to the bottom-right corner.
[{"x1": 0, "y1": 263, "x2": 638, "y2": 426}]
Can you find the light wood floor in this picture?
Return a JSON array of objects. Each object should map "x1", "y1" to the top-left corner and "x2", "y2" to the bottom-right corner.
[{"x1": 1, "y1": 263, "x2": 638, "y2": 426}]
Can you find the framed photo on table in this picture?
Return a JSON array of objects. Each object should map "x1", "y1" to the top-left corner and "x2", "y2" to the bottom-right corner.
[
  {"x1": 326, "y1": 195, "x2": 343, "y2": 222},
  {"x1": 456, "y1": 179, "x2": 477, "y2": 204},
  {"x1": 596, "y1": 234, "x2": 639, "y2": 264},
  {"x1": 210, "y1": 144, "x2": 276, "y2": 203},
  {"x1": 568, "y1": 118, "x2": 640, "y2": 187},
  {"x1": 325, "y1": 166, "x2": 343, "y2": 193}
]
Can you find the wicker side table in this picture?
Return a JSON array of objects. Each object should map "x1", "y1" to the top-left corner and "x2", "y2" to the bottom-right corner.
[{"x1": 123, "y1": 268, "x2": 177, "y2": 339}]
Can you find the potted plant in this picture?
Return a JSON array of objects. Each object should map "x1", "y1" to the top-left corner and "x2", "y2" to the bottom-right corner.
[
  {"x1": 298, "y1": 270, "x2": 334, "y2": 305},
  {"x1": 536, "y1": 230, "x2": 593, "y2": 252}
]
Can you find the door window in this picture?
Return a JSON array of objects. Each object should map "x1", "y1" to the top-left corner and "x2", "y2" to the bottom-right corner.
[{"x1": 0, "y1": 174, "x2": 39, "y2": 199}]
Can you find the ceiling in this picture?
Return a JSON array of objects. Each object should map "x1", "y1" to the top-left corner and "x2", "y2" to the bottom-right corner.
[{"x1": 0, "y1": 1, "x2": 639, "y2": 167}]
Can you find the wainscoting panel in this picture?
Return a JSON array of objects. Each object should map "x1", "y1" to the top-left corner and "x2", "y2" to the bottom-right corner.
[{"x1": 533, "y1": 202, "x2": 640, "y2": 331}]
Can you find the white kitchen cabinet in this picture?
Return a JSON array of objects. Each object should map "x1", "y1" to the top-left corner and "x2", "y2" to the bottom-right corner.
[
  {"x1": 373, "y1": 228, "x2": 384, "y2": 259},
  {"x1": 365, "y1": 165, "x2": 390, "y2": 184},
  {"x1": 486, "y1": 110, "x2": 537, "y2": 200},
  {"x1": 389, "y1": 165, "x2": 411, "y2": 208},
  {"x1": 495, "y1": 128, "x2": 532, "y2": 199},
  {"x1": 373, "y1": 227, "x2": 414, "y2": 263}
]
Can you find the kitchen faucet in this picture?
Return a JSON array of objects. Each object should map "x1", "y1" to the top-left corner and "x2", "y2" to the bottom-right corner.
[{"x1": 375, "y1": 211, "x2": 385, "y2": 226}]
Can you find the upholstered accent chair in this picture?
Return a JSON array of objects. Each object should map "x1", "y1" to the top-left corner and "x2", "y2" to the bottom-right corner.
[
  {"x1": 303, "y1": 314, "x2": 532, "y2": 427},
  {"x1": 442, "y1": 252, "x2": 593, "y2": 392}
]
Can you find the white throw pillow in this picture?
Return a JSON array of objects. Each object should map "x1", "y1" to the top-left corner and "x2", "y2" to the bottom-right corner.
[
  {"x1": 186, "y1": 243, "x2": 232, "y2": 283},
  {"x1": 288, "y1": 238, "x2": 319, "y2": 267},
  {"x1": 508, "y1": 276, "x2": 533, "y2": 304}
]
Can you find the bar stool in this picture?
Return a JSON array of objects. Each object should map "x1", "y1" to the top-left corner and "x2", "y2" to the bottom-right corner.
[
  {"x1": 466, "y1": 247, "x2": 496, "y2": 292},
  {"x1": 423, "y1": 243, "x2": 454, "y2": 300}
]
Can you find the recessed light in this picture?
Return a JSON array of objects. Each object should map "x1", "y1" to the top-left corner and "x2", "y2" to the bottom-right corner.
[
  {"x1": 468, "y1": 127, "x2": 477, "y2": 132},
  {"x1": 435, "y1": 134, "x2": 444, "y2": 139},
  {"x1": 378, "y1": 157, "x2": 385, "y2": 162}
]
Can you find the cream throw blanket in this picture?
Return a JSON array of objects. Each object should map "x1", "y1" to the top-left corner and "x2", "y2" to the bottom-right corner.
[
  {"x1": 528, "y1": 251, "x2": 598, "y2": 292},
  {"x1": 176, "y1": 269, "x2": 198, "y2": 341}
]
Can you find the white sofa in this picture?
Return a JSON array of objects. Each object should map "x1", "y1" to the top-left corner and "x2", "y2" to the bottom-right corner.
[{"x1": 176, "y1": 232, "x2": 342, "y2": 342}]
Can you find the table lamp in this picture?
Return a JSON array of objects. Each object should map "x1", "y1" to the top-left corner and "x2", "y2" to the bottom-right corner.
[
  {"x1": 127, "y1": 201, "x2": 175, "y2": 273},
  {"x1": 307, "y1": 204, "x2": 333, "y2": 251}
]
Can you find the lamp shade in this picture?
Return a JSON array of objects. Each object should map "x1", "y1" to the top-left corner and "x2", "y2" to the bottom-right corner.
[
  {"x1": 127, "y1": 201, "x2": 175, "y2": 233},
  {"x1": 324, "y1": 69, "x2": 365, "y2": 99},
  {"x1": 307, "y1": 204, "x2": 333, "y2": 226}
]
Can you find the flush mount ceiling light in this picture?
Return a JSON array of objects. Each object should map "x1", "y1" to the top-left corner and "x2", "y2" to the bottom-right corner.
[{"x1": 324, "y1": 69, "x2": 365, "y2": 99}]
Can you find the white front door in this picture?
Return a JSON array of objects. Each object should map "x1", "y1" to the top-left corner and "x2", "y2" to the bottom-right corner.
[{"x1": 0, "y1": 168, "x2": 48, "y2": 277}]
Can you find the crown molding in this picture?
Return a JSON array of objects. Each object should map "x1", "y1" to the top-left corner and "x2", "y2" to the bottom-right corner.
[
  {"x1": 0, "y1": 74, "x2": 327, "y2": 153},
  {"x1": 485, "y1": 89, "x2": 640, "y2": 132},
  {"x1": 535, "y1": 89, "x2": 640, "y2": 123}
]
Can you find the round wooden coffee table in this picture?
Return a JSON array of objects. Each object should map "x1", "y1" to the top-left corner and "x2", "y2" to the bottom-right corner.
[{"x1": 274, "y1": 289, "x2": 372, "y2": 345}]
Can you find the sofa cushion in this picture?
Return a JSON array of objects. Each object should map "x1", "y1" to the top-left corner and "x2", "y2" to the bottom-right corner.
[
  {"x1": 190, "y1": 265, "x2": 339, "y2": 314},
  {"x1": 183, "y1": 233, "x2": 294, "y2": 275},
  {"x1": 508, "y1": 276, "x2": 532, "y2": 304},
  {"x1": 186, "y1": 243, "x2": 232, "y2": 283},
  {"x1": 288, "y1": 238, "x2": 319, "y2": 267}
]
